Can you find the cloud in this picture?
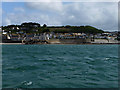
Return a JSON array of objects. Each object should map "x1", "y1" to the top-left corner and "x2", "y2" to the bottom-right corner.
[
  {"x1": 0, "y1": 3, "x2": 2, "y2": 26},
  {"x1": 2, "y1": 2, "x2": 118, "y2": 31},
  {"x1": 3, "y1": 18, "x2": 11, "y2": 25},
  {"x1": 54, "y1": 2, "x2": 117, "y2": 30},
  {"x1": 2, "y1": 0, "x2": 119, "y2": 2},
  {"x1": 0, "y1": 9, "x2": 1, "y2": 14},
  {"x1": 2, "y1": 12, "x2": 62, "y2": 26},
  {"x1": 62, "y1": 0, "x2": 119, "y2": 2},
  {"x1": 26, "y1": 0, "x2": 63, "y2": 13},
  {"x1": 2, "y1": 0, "x2": 15, "y2": 1},
  {"x1": 118, "y1": 2, "x2": 120, "y2": 30}
]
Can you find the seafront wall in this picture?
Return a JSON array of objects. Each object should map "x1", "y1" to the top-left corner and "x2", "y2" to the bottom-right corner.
[
  {"x1": 47, "y1": 38, "x2": 119, "y2": 44},
  {"x1": 2, "y1": 39, "x2": 22, "y2": 43},
  {"x1": 47, "y1": 38, "x2": 91, "y2": 44},
  {"x1": 92, "y1": 39, "x2": 118, "y2": 44},
  {"x1": 47, "y1": 39, "x2": 60, "y2": 44},
  {"x1": 2, "y1": 38, "x2": 119, "y2": 44}
]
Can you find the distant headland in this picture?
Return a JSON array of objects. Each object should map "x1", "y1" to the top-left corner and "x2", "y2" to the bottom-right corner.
[{"x1": 1, "y1": 22, "x2": 120, "y2": 44}]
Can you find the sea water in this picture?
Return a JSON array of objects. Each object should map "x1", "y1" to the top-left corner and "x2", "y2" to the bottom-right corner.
[{"x1": 2, "y1": 45, "x2": 119, "y2": 88}]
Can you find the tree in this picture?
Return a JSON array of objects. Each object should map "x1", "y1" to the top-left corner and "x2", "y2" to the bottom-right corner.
[
  {"x1": 43, "y1": 24, "x2": 47, "y2": 28},
  {"x1": 65, "y1": 25, "x2": 71, "y2": 28}
]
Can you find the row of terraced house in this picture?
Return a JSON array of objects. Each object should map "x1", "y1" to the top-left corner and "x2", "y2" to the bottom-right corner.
[{"x1": 1, "y1": 22, "x2": 120, "y2": 43}]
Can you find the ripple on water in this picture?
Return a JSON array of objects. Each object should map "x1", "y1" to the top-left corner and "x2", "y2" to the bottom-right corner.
[
  {"x1": 2, "y1": 45, "x2": 118, "y2": 88},
  {"x1": 5, "y1": 65, "x2": 39, "y2": 71}
]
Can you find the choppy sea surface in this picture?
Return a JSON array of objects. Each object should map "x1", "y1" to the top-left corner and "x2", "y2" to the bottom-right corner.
[{"x1": 2, "y1": 45, "x2": 118, "y2": 88}]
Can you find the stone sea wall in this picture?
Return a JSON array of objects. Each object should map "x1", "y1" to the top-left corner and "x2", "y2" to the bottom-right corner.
[
  {"x1": 92, "y1": 39, "x2": 118, "y2": 44},
  {"x1": 47, "y1": 38, "x2": 91, "y2": 44},
  {"x1": 47, "y1": 38, "x2": 119, "y2": 44}
]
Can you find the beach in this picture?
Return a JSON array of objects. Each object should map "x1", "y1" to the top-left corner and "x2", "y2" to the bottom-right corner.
[
  {"x1": 0, "y1": 43, "x2": 22, "y2": 45},
  {"x1": 0, "y1": 43, "x2": 120, "y2": 45}
]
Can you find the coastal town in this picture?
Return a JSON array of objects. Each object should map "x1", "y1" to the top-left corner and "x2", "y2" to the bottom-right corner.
[{"x1": 1, "y1": 22, "x2": 120, "y2": 44}]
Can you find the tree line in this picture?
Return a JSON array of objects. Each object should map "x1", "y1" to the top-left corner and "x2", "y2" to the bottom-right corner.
[{"x1": 2, "y1": 22, "x2": 104, "y2": 34}]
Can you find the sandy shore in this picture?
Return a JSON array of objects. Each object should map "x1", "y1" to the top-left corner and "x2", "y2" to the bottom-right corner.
[
  {"x1": 0, "y1": 43, "x2": 22, "y2": 45},
  {"x1": 0, "y1": 43, "x2": 119, "y2": 45}
]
